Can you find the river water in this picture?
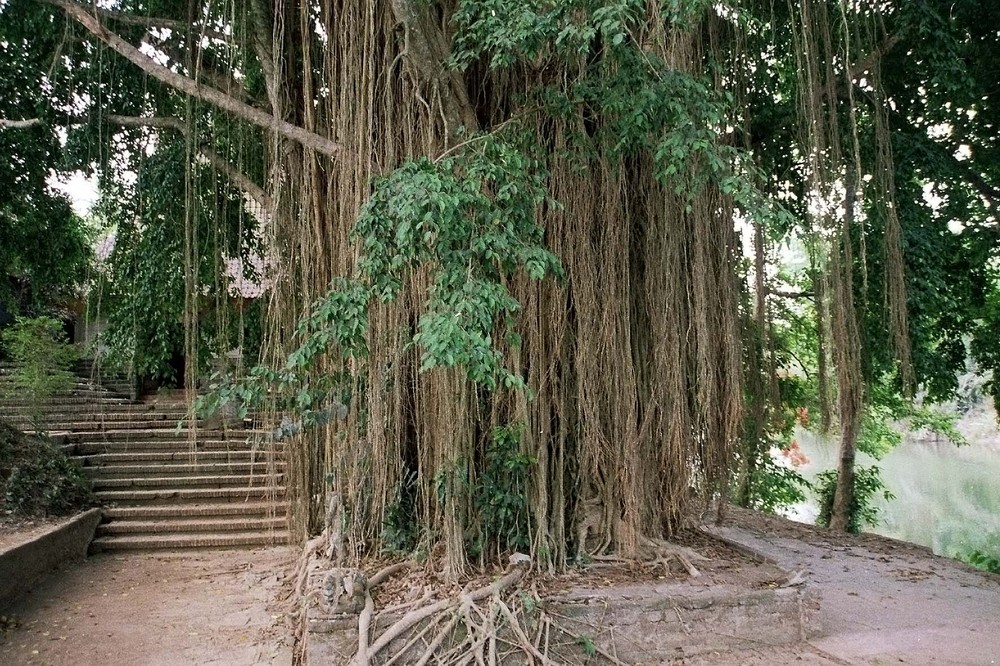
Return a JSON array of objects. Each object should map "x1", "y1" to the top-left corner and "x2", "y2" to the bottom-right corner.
[{"x1": 789, "y1": 402, "x2": 1000, "y2": 559}]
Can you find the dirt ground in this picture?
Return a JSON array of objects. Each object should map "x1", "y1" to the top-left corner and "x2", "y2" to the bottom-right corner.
[
  {"x1": 1, "y1": 507, "x2": 997, "y2": 665},
  {"x1": 0, "y1": 516, "x2": 61, "y2": 552},
  {"x1": 0, "y1": 547, "x2": 293, "y2": 666}
]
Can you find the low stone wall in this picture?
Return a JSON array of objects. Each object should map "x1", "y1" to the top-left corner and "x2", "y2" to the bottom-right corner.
[
  {"x1": 549, "y1": 581, "x2": 818, "y2": 663},
  {"x1": 301, "y1": 559, "x2": 820, "y2": 664},
  {"x1": 0, "y1": 508, "x2": 102, "y2": 610}
]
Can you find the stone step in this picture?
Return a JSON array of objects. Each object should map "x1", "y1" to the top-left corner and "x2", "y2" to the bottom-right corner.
[
  {"x1": 72, "y1": 440, "x2": 283, "y2": 455},
  {"x1": 8, "y1": 419, "x2": 199, "y2": 431},
  {"x1": 3, "y1": 412, "x2": 192, "y2": 425},
  {"x1": 91, "y1": 473, "x2": 284, "y2": 489},
  {"x1": 95, "y1": 486, "x2": 285, "y2": 504},
  {"x1": 1, "y1": 361, "x2": 290, "y2": 551},
  {"x1": 103, "y1": 501, "x2": 285, "y2": 519},
  {"x1": 0, "y1": 404, "x2": 188, "y2": 416},
  {"x1": 78, "y1": 450, "x2": 274, "y2": 465},
  {"x1": 89, "y1": 531, "x2": 289, "y2": 552},
  {"x1": 9, "y1": 419, "x2": 239, "y2": 432},
  {"x1": 0, "y1": 381, "x2": 122, "y2": 400},
  {"x1": 96, "y1": 516, "x2": 287, "y2": 536},
  {"x1": 0, "y1": 395, "x2": 134, "y2": 406},
  {"x1": 65, "y1": 428, "x2": 264, "y2": 441},
  {"x1": 83, "y1": 461, "x2": 286, "y2": 478}
]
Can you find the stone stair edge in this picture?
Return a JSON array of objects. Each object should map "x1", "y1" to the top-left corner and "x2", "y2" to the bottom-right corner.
[{"x1": 89, "y1": 532, "x2": 290, "y2": 552}]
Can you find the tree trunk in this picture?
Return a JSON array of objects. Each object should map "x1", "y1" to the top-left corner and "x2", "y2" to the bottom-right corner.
[
  {"x1": 829, "y1": 410, "x2": 859, "y2": 531},
  {"x1": 829, "y1": 165, "x2": 864, "y2": 532}
]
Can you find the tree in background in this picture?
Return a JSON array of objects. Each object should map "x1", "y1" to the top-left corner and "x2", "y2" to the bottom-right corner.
[{"x1": 0, "y1": 5, "x2": 91, "y2": 315}]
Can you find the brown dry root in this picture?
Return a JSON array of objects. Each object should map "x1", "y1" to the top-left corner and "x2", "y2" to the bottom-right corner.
[
  {"x1": 588, "y1": 538, "x2": 709, "y2": 578},
  {"x1": 346, "y1": 562, "x2": 636, "y2": 665}
]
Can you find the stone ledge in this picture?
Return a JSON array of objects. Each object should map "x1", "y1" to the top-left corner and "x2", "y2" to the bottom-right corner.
[
  {"x1": 0, "y1": 508, "x2": 102, "y2": 610},
  {"x1": 301, "y1": 551, "x2": 820, "y2": 664}
]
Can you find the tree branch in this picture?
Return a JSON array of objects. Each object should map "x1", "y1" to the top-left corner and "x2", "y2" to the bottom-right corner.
[
  {"x1": 819, "y1": 34, "x2": 901, "y2": 105},
  {"x1": 155, "y1": 39, "x2": 250, "y2": 102},
  {"x1": 40, "y1": 0, "x2": 341, "y2": 159},
  {"x1": 849, "y1": 34, "x2": 901, "y2": 80},
  {"x1": 768, "y1": 289, "x2": 816, "y2": 300},
  {"x1": 105, "y1": 114, "x2": 271, "y2": 210},
  {"x1": 106, "y1": 114, "x2": 184, "y2": 131},
  {"x1": 0, "y1": 118, "x2": 44, "y2": 129},
  {"x1": 94, "y1": 6, "x2": 230, "y2": 43}
]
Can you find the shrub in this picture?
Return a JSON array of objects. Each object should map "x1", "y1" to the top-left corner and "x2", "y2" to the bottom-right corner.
[
  {"x1": 815, "y1": 465, "x2": 895, "y2": 533},
  {"x1": 0, "y1": 421, "x2": 97, "y2": 517}
]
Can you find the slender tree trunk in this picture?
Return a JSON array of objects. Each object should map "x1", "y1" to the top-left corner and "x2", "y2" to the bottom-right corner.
[
  {"x1": 829, "y1": 408, "x2": 859, "y2": 531},
  {"x1": 829, "y1": 168, "x2": 864, "y2": 532}
]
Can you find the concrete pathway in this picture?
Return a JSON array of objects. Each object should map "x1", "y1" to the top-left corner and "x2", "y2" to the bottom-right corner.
[
  {"x1": 707, "y1": 510, "x2": 1000, "y2": 665},
  {"x1": 0, "y1": 547, "x2": 293, "y2": 665}
]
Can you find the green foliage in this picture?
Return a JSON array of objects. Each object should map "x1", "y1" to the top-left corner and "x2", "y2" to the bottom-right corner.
[
  {"x1": 0, "y1": 3, "x2": 93, "y2": 313},
  {"x1": 356, "y1": 134, "x2": 561, "y2": 391},
  {"x1": 742, "y1": 451, "x2": 811, "y2": 515},
  {"x1": 815, "y1": 466, "x2": 895, "y2": 534},
  {"x1": 200, "y1": 134, "x2": 561, "y2": 427},
  {"x1": 1, "y1": 316, "x2": 78, "y2": 430},
  {"x1": 94, "y1": 139, "x2": 268, "y2": 385},
  {"x1": 957, "y1": 549, "x2": 1000, "y2": 575},
  {"x1": 576, "y1": 634, "x2": 598, "y2": 658},
  {"x1": 0, "y1": 421, "x2": 97, "y2": 517},
  {"x1": 382, "y1": 469, "x2": 420, "y2": 555},
  {"x1": 471, "y1": 423, "x2": 535, "y2": 559},
  {"x1": 195, "y1": 276, "x2": 368, "y2": 429}
]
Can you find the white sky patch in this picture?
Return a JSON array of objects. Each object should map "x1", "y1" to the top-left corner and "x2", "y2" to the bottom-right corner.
[
  {"x1": 47, "y1": 170, "x2": 98, "y2": 216},
  {"x1": 315, "y1": 18, "x2": 329, "y2": 44},
  {"x1": 921, "y1": 182, "x2": 945, "y2": 212},
  {"x1": 926, "y1": 122, "x2": 952, "y2": 140},
  {"x1": 954, "y1": 144, "x2": 973, "y2": 161},
  {"x1": 139, "y1": 40, "x2": 171, "y2": 67}
]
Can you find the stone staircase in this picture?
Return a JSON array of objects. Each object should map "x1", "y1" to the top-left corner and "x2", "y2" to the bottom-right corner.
[{"x1": 0, "y1": 361, "x2": 289, "y2": 551}]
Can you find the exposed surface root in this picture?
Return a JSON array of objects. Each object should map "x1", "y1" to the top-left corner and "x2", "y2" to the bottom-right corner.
[{"x1": 317, "y1": 559, "x2": 656, "y2": 665}]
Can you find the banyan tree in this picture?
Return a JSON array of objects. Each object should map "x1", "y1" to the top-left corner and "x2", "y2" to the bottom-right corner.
[{"x1": 8, "y1": 0, "x2": 997, "y2": 576}]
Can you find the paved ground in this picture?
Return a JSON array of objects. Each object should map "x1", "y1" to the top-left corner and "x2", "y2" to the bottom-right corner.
[
  {"x1": 0, "y1": 547, "x2": 293, "y2": 666},
  {"x1": 705, "y1": 507, "x2": 1000, "y2": 666}
]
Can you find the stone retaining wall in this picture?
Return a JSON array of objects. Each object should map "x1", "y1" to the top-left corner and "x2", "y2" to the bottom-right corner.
[
  {"x1": 0, "y1": 508, "x2": 102, "y2": 610},
  {"x1": 301, "y1": 564, "x2": 819, "y2": 664}
]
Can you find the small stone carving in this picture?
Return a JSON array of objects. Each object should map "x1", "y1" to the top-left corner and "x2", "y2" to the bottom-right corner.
[{"x1": 322, "y1": 568, "x2": 369, "y2": 615}]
